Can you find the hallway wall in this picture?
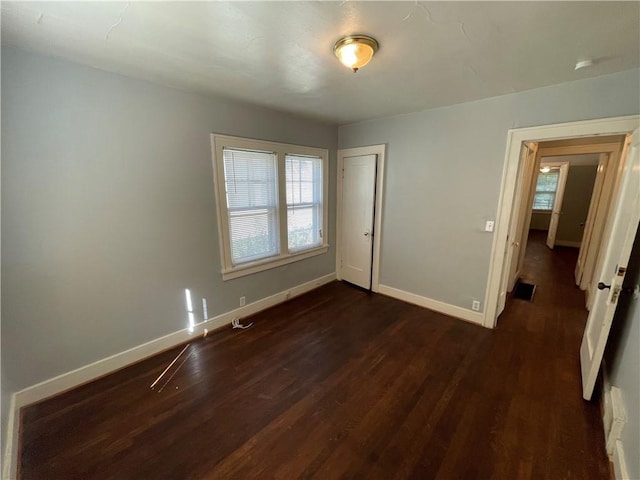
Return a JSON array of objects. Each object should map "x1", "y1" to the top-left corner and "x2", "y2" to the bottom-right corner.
[
  {"x1": 530, "y1": 212, "x2": 551, "y2": 231},
  {"x1": 556, "y1": 164, "x2": 598, "y2": 245}
]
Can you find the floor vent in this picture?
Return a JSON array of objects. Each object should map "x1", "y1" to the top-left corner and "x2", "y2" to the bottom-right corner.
[{"x1": 513, "y1": 282, "x2": 536, "y2": 301}]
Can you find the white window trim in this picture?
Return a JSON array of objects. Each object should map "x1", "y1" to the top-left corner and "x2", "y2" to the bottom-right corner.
[{"x1": 211, "y1": 134, "x2": 329, "y2": 281}]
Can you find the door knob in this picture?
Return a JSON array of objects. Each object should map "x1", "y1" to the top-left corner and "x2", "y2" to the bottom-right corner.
[
  {"x1": 364, "y1": 231, "x2": 370, "y2": 237},
  {"x1": 598, "y1": 282, "x2": 636, "y2": 294}
]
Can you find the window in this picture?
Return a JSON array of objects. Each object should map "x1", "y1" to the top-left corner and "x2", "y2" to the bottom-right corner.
[
  {"x1": 223, "y1": 148, "x2": 279, "y2": 265},
  {"x1": 533, "y1": 168, "x2": 560, "y2": 211},
  {"x1": 212, "y1": 135, "x2": 329, "y2": 280},
  {"x1": 286, "y1": 155, "x2": 323, "y2": 252}
]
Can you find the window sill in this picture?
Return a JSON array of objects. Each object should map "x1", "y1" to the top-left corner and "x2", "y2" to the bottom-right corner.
[
  {"x1": 221, "y1": 244, "x2": 329, "y2": 281},
  {"x1": 532, "y1": 210, "x2": 553, "y2": 214}
]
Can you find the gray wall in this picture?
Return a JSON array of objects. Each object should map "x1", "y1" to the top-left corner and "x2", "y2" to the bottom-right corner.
[
  {"x1": 556, "y1": 165, "x2": 598, "y2": 244},
  {"x1": 606, "y1": 225, "x2": 640, "y2": 480},
  {"x1": 1, "y1": 47, "x2": 338, "y2": 442},
  {"x1": 338, "y1": 68, "x2": 640, "y2": 311},
  {"x1": 530, "y1": 212, "x2": 551, "y2": 231}
]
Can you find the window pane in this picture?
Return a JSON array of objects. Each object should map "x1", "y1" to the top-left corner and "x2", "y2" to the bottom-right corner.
[
  {"x1": 229, "y1": 209, "x2": 278, "y2": 263},
  {"x1": 533, "y1": 192, "x2": 555, "y2": 210},
  {"x1": 223, "y1": 148, "x2": 279, "y2": 264},
  {"x1": 536, "y1": 171, "x2": 559, "y2": 192},
  {"x1": 285, "y1": 155, "x2": 322, "y2": 251},
  {"x1": 287, "y1": 206, "x2": 320, "y2": 250}
]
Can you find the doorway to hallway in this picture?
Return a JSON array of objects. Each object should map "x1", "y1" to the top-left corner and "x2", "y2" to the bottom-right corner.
[{"x1": 504, "y1": 230, "x2": 586, "y2": 325}]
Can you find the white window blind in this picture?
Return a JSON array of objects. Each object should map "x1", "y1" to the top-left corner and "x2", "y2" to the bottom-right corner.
[
  {"x1": 223, "y1": 148, "x2": 279, "y2": 265},
  {"x1": 533, "y1": 169, "x2": 560, "y2": 210},
  {"x1": 285, "y1": 154, "x2": 323, "y2": 251}
]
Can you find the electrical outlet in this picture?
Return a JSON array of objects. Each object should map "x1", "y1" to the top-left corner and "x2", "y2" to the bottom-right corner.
[
  {"x1": 472, "y1": 300, "x2": 481, "y2": 311},
  {"x1": 484, "y1": 220, "x2": 495, "y2": 232},
  {"x1": 239, "y1": 296, "x2": 246, "y2": 307}
]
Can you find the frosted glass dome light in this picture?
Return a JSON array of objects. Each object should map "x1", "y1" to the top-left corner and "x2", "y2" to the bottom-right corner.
[{"x1": 334, "y1": 35, "x2": 379, "y2": 73}]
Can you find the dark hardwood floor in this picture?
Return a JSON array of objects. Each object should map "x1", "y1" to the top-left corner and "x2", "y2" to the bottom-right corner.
[{"x1": 19, "y1": 231, "x2": 609, "y2": 479}]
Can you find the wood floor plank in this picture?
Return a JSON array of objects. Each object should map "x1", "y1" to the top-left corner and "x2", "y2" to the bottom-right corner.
[{"x1": 18, "y1": 231, "x2": 610, "y2": 479}]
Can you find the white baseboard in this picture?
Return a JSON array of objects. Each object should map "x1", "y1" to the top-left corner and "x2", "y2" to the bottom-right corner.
[
  {"x1": 554, "y1": 240, "x2": 582, "y2": 248},
  {"x1": 613, "y1": 440, "x2": 630, "y2": 480},
  {"x1": 606, "y1": 387, "x2": 627, "y2": 456},
  {"x1": 377, "y1": 284, "x2": 484, "y2": 326},
  {"x1": 602, "y1": 372, "x2": 614, "y2": 454},
  {"x1": 601, "y1": 369, "x2": 631, "y2": 480},
  {"x1": 2, "y1": 272, "x2": 335, "y2": 480},
  {"x1": 2, "y1": 395, "x2": 18, "y2": 480}
]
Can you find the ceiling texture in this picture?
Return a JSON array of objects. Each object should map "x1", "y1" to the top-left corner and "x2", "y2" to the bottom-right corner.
[{"x1": 2, "y1": 1, "x2": 639, "y2": 124}]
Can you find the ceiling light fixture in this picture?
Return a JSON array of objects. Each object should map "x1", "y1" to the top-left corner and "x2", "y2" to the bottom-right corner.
[
  {"x1": 333, "y1": 35, "x2": 379, "y2": 73},
  {"x1": 540, "y1": 166, "x2": 551, "y2": 173}
]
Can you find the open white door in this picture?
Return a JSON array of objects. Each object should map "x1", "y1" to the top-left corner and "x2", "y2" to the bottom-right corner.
[
  {"x1": 339, "y1": 154, "x2": 377, "y2": 289},
  {"x1": 507, "y1": 143, "x2": 538, "y2": 291},
  {"x1": 580, "y1": 130, "x2": 639, "y2": 400},
  {"x1": 546, "y1": 162, "x2": 570, "y2": 249},
  {"x1": 496, "y1": 144, "x2": 532, "y2": 316}
]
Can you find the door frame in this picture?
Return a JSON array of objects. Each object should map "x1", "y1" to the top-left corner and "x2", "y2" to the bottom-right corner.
[
  {"x1": 582, "y1": 140, "x2": 629, "y2": 309},
  {"x1": 580, "y1": 128, "x2": 639, "y2": 400},
  {"x1": 484, "y1": 115, "x2": 640, "y2": 328},
  {"x1": 512, "y1": 144, "x2": 620, "y2": 293},
  {"x1": 336, "y1": 144, "x2": 386, "y2": 292},
  {"x1": 535, "y1": 142, "x2": 623, "y2": 300}
]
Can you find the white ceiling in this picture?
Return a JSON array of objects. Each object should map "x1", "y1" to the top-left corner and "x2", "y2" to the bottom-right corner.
[{"x1": 2, "y1": 1, "x2": 639, "y2": 125}]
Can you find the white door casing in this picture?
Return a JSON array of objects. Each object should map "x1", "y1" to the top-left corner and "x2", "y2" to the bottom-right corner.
[
  {"x1": 336, "y1": 145, "x2": 386, "y2": 292},
  {"x1": 576, "y1": 142, "x2": 624, "y2": 297},
  {"x1": 518, "y1": 142, "x2": 622, "y2": 294},
  {"x1": 485, "y1": 115, "x2": 640, "y2": 329},
  {"x1": 545, "y1": 161, "x2": 570, "y2": 249},
  {"x1": 580, "y1": 129, "x2": 639, "y2": 400},
  {"x1": 525, "y1": 141, "x2": 623, "y2": 306},
  {"x1": 585, "y1": 139, "x2": 629, "y2": 309}
]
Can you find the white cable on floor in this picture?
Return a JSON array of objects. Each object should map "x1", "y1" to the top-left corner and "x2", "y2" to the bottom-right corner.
[{"x1": 232, "y1": 318, "x2": 254, "y2": 330}]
